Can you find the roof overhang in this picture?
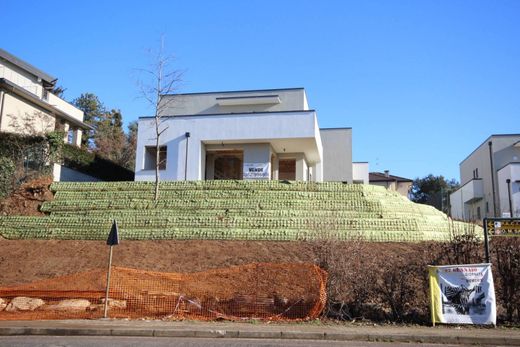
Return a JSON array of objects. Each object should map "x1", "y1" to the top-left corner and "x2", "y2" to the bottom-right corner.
[
  {"x1": 0, "y1": 49, "x2": 56, "y2": 86},
  {"x1": 0, "y1": 78, "x2": 91, "y2": 130}
]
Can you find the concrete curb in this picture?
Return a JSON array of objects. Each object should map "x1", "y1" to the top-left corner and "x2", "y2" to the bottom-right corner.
[{"x1": 0, "y1": 326, "x2": 519, "y2": 345}]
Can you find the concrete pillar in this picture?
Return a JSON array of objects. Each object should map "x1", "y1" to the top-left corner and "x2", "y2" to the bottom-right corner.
[
  {"x1": 205, "y1": 153, "x2": 215, "y2": 180},
  {"x1": 62, "y1": 123, "x2": 70, "y2": 143},
  {"x1": 72, "y1": 129, "x2": 82, "y2": 147},
  {"x1": 243, "y1": 144, "x2": 270, "y2": 180}
]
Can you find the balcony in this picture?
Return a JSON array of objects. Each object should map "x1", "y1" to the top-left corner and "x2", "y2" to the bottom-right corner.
[
  {"x1": 47, "y1": 93, "x2": 83, "y2": 123},
  {"x1": 460, "y1": 178, "x2": 484, "y2": 203}
]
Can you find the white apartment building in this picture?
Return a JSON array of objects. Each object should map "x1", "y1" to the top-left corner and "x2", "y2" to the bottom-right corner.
[
  {"x1": 0, "y1": 48, "x2": 88, "y2": 145},
  {"x1": 135, "y1": 88, "x2": 368, "y2": 182},
  {"x1": 450, "y1": 134, "x2": 520, "y2": 220}
]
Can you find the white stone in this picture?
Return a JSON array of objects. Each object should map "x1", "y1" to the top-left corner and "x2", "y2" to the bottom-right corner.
[
  {"x1": 5, "y1": 297, "x2": 45, "y2": 312},
  {"x1": 100, "y1": 298, "x2": 127, "y2": 309},
  {"x1": 43, "y1": 299, "x2": 91, "y2": 311}
]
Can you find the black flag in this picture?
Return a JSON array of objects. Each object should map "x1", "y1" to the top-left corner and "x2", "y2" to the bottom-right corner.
[{"x1": 107, "y1": 220, "x2": 120, "y2": 246}]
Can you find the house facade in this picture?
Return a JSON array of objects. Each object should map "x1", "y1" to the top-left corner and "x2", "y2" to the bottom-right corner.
[
  {"x1": 135, "y1": 88, "x2": 365, "y2": 182},
  {"x1": 0, "y1": 48, "x2": 88, "y2": 145},
  {"x1": 450, "y1": 134, "x2": 520, "y2": 220},
  {"x1": 369, "y1": 171, "x2": 412, "y2": 197}
]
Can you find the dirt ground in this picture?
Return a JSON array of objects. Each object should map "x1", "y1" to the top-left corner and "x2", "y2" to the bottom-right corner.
[
  {"x1": 0, "y1": 176, "x2": 53, "y2": 216},
  {"x1": 0, "y1": 239, "x2": 317, "y2": 286}
]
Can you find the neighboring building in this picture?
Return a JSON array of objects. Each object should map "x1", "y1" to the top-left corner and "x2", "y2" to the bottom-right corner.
[
  {"x1": 450, "y1": 134, "x2": 520, "y2": 220},
  {"x1": 0, "y1": 48, "x2": 88, "y2": 145},
  {"x1": 369, "y1": 171, "x2": 413, "y2": 197},
  {"x1": 135, "y1": 88, "x2": 364, "y2": 182}
]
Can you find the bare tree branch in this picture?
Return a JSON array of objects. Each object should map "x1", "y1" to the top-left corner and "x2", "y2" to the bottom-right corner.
[{"x1": 136, "y1": 36, "x2": 183, "y2": 201}]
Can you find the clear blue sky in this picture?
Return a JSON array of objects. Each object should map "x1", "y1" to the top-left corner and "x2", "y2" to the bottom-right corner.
[{"x1": 3, "y1": 0, "x2": 519, "y2": 180}]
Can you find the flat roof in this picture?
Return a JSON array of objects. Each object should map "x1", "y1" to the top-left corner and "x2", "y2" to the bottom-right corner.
[
  {"x1": 139, "y1": 109, "x2": 316, "y2": 119},
  {"x1": 320, "y1": 127, "x2": 352, "y2": 131},
  {"x1": 0, "y1": 48, "x2": 56, "y2": 85},
  {"x1": 161, "y1": 87, "x2": 305, "y2": 97}
]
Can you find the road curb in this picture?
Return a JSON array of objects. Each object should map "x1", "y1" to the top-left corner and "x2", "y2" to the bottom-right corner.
[{"x1": 0, "y1": 326, "x2": 519, "y2": 345}]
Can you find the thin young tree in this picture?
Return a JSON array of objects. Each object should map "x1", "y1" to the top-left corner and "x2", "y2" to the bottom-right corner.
[{"x1": 137, "y1": 38, "x2": 183, "y2": 201}]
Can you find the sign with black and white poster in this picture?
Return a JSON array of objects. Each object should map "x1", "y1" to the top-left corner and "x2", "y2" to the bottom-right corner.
[
  {"x1": 428, "y1": 263, "x2": 496, "y2": 325},
  {"x1": 243, "y1": 163, "x2": 269, "y2": 179}
]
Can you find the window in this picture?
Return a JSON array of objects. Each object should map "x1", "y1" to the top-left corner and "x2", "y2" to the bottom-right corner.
[
  {"x1": 144, "y1": 146, "x2": 167, "y2": 170},
  {"x1": 475, "y1": 168, "x2": 479, "y2": 178},
  {"x1": 486, "y1": 201, "x2": 489, "y2": 214},
  {"x1": 477, "y1": 206, "x2": 481, "y2": 220},
  {"x1": 42, "y1": 89, "x2": 49, "y2": 101}
]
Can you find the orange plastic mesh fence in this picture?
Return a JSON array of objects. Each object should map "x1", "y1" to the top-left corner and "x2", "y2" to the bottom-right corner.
[{"x1": 0, "y1": 263, "x2": 327, "y2": 321}]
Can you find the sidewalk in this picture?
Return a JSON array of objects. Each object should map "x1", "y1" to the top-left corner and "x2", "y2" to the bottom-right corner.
[{"x1": 0, "y1": 319, "x2": 519, "y2": 345}]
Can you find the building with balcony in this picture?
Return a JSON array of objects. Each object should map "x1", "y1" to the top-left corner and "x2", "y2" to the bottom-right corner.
[
  {"x1": 450, "y1": 134, "x2": 520, "y2": 220},
  {"x1": 135, "y1": 88, "x2": 366, "y2": 182},
  {"x1": 0, "y1": 48, "x2": 89, "y2": 145}
]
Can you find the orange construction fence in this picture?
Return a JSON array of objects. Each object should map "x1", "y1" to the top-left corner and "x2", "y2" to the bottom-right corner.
[{"x1": 0, "y1": 263, "x2": 327, "y2": 321}]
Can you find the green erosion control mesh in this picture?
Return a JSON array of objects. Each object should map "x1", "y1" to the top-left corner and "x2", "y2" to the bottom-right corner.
[
  {"x1": 0, "y1": 263, "x2": 327, "y2": 321},
  {"x1": 0, "y1": 180, "x2": 481, "y2": 241}
]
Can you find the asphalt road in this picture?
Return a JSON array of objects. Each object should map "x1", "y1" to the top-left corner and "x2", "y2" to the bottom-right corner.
[{"x1": 0, "y1": 336, "x2": 481, "y2": 347}]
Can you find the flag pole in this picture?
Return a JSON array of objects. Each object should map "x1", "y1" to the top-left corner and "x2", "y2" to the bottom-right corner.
[
  {"x1": 103, "y1": 245, "x2": 114, "y2": 318},
  {"x1": 103, "y1": 220, "x2": 120, "y2": 319}
]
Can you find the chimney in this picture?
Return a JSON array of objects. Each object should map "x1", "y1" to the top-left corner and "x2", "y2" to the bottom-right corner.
[{"x1": 384, "y1": 170, "x2": 390, "y2": 178}]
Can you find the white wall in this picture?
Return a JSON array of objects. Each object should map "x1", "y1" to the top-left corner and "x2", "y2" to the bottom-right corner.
[
  {"x1": 450, "y1": 189, "x2": 463, "y2": 220},
  {"x1": 352, "y1": 162, "x2": 369, "y2": 184},
  {"x1": 0, "y1": 93, "x2": 55, "y2": 134},
  {"x1": 0, "y1": 61, "x2": 42, "y2": 97},
  {"x1": 135, "y1": 111, "x2": 321, "y2": 181},
  {"x1": 497, "y1": 163, "x2": 520, "y2": 217},
  {"x1": 320, "y1": 128, "x2": 353, "y2": 182},
  {"x1": 159, "y1": 89, "x2": 309, "y2": 116}
]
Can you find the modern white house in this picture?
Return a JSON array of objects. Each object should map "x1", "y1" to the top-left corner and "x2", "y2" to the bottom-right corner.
[
  {"x1": 0, "y1": 48, "x2": 88, "y2": 145},
  {"x1": 135, "y1": 88, "x2": 367, "y2": 182},
  {"x1": 450, "y1": 134, "x2": 520, "y2": 220}
]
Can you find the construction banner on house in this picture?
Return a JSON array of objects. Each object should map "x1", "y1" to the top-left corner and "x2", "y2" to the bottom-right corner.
[
  {"x1": 243, "y1": 163, "x2": 269, "y2": 179},
  {"x1": 428, "y1": 263, "x2": 496, "y2": 325}
]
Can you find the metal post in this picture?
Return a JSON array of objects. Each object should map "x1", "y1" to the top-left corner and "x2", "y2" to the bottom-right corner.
[
  {"x1": 103, "y1": 245, "x2": 114, "y2": 318},
  {"x1": 483, "y1": 218, "x2": 490, "y2": 263},
  {"x1": 507, "y1": 179, "x2": 513, "y2": 217},
  {"x1": 184, "y1": 132, "x2": 190, "y2": 181},
  {"x1": 488, "y1": 141, "x2": 498, "y2": 217}
]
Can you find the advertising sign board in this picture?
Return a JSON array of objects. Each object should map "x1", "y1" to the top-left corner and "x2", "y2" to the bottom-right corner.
[{"x1": 428, "y1": 263, "x2": 496, "y2": 325}]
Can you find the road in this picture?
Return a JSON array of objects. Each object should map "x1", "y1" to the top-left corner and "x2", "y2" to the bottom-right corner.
[{"x1": 0, "y1": 336, "x2": 483, "y2": 347}]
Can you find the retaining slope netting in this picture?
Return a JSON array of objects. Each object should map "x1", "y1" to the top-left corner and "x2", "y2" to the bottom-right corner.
[{"x1": 0, "y1": 263, "x2": 327, "y2": 321}]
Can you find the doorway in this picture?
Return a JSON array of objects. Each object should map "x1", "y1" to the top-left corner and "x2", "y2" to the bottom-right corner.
[
  {"x1": 206, "y1": 150, "x2": 243, "y2": 180},
  {"x1": 278, "y1": 159, "x2": 296, "y2": 180}
]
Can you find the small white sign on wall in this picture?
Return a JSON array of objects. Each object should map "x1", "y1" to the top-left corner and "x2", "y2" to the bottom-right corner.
[{"x1": 243, "y1": 163, "x2": 269, "y2": 179}]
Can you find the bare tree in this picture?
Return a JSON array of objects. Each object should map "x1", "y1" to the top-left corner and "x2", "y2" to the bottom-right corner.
[{"x1": 137, "y1": 37, "x2": 183, "y2": 201}]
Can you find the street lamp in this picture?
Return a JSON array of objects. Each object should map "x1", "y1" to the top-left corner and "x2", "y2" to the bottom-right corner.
[
  {"x1": 506, "y1": 178, "x2": 513, "y2": 217},
  {"x1": 184, "y1": 132, "x2": 190, "y2": 181}
]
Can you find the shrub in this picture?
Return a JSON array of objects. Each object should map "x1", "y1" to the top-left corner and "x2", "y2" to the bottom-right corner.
[{"x1": 0, "y1": 156, "x2": 15, "y2": 198}]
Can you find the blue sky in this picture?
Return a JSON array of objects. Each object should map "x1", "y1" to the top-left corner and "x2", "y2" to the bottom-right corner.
[{"x1": 3, "y1": 0, "x2": 519, "y2": 180}]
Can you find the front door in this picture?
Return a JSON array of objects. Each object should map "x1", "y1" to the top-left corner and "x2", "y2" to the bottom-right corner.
[{"x1": 278, "y1": 159, "x2": 296, "y2": 180}]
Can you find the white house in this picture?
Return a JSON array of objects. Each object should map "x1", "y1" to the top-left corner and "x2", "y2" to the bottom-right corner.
[
  {"x1": 450, "y1": 134, "x2": 520, "y2": 220},
  {"x1": 0, "y1": 48, "x2": 89, "y2": 145},
  {"x1": 135, "y1": 88, "x2": 367, "y2": 182}
]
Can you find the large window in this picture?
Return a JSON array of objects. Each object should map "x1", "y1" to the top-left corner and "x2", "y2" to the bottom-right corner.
[{"x1": 144, "y1": 146, "x2": 167, "y2": 170}]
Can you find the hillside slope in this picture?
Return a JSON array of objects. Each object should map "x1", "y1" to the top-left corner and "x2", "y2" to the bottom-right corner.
[{"x1": 0, "y1": 180, "x2": 480, "y2": 242}]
